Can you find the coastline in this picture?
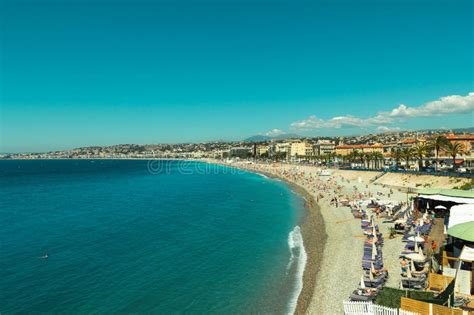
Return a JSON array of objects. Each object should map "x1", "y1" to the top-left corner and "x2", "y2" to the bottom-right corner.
[
  {"x1": 208, "y1": 161, "x2": 327, "y2": 314},
  {"x1": 210, "y1": 161, "x2": 411, "y2": 314},
  {"x1": 289, "y1": 182, "x2": 327, "y2": 314}
]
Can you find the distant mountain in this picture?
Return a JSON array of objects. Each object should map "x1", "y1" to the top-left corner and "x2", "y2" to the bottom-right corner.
[
  {"x1": 447, "y1": 127, "x2": 474, "y2": 133},
  {"x1": 244, "y1": 135, "x2": 271, "y2": 142},
  {"x1": 243, "y1": 133, "x2": 302, "y2": 142},
  {"x1": 415, "y1": 126, "x2": 474, "y2": 134}
]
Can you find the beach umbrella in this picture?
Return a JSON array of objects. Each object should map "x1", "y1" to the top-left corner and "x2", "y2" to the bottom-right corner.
[
  {"x1": 410, "y1": 259, "x2": 416, "y2": 272},
  {"x1": 448, "y1": 221, "x2": 474, "y2": 242},
  {"x1": 400, "y1": 281, "x2": 404, "y2": 289},
  {"x1": 408, "y1": 236, "x2": 424, "y2": 242},
  {"x1": 418, "y1": 247, "x2": 425, "y2": 260},
  {"x1": 371, "y1": 263, "x2": 376, "y2": 275},
  {"x1": 371, "y1": 242, "x2": 377, "y2": 260},
  {"x1": 405, "y1": 253, "x2": 425, "y2": 262},
  {"x1": 406, "y1": 265, "x2": 412, "y2": 278},
  {"x1": 360, "y1": 275, "x2": 366, "y2": 289},
  {"x1": 414, "y1": 241, "x2": 419, "y2": 252},
  {"x1": 369, "y1": 270, "x2": 374, "y2": 281}
]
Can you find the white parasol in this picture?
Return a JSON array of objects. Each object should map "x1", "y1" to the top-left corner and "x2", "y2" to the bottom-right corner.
[
  {"x1": 418, "y1": 247, "x2": 425, "y2": 260},
  {"x1": 360, "y1": 275, "x2": 366, "y2": 289},
  {"x1": 405, "y1": 253, "x2": 425, "y2": 262},
  {"x1": 408, "y1": 236, "x2": 424, "y2": 242}
]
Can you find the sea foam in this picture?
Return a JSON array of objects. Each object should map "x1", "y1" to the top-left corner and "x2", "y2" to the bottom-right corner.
[{"x1": 286, "y1": 225, "x2": 307, "y2": 315}]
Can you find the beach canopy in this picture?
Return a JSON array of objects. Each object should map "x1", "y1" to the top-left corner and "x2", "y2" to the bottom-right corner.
[
  {"x1": 459, "y1": 246, "x2": 474, "y2": 262},
  {"x1": 417, "y1": 188, "x2": 474, "y2": 199},
  {"x1": 408, "y1": 236, "x2": 424, "y2": 242},
  {"x1": 448, "y1": 204, "x2": 474, "y2": 229},
  {"x1": 418, "y1": 189, "x2": 474, "y2": 204},
  {"x1": 448, "y1": 221, "x2": 474, "y2": 242},
  {"x1": 405, "y1": 253, "x2": 425, "y2": 262}
]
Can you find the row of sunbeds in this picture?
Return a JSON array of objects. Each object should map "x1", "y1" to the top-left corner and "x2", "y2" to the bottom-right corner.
[
  {"x1": 398, "y1": 210, "x2": 433, "y2": 290},
  {"x1": 349, "y1": 208, "x2": 389, "y2": 302}
]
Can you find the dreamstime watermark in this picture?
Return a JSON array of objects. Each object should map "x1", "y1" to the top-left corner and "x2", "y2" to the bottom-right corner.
[{"x1": 146, "y1": 159, "x2": 245, "y2": 176}]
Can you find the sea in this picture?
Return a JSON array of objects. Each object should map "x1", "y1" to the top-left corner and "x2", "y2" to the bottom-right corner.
[{"x1": 0, "y1": 160, "x2": 307, "y2": 314}]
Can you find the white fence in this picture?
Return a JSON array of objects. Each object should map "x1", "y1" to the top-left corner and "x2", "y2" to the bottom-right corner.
[{"x1": 343, "y1": 301, "x2": 419, "y2": 315}]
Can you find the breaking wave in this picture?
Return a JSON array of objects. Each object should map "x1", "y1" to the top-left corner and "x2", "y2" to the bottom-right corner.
[{"x1": 286, "y1": 226, "x2": 307, "y2": 315}]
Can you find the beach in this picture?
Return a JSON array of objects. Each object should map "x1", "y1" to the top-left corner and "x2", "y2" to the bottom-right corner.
[{"x1": 213, "y1": 160, "x2": 411, "y2": 314}]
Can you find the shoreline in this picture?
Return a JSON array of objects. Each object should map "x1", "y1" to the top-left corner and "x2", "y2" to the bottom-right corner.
[
  {"x1": 289, "y1": 181, "x2": 327, "y2": 314},
  {"x1": 212, "y1": 161, "x2": 410, "y2": 314},
  {"x1": 210, "y1": 162, "x2": 327, "y2": 314}
]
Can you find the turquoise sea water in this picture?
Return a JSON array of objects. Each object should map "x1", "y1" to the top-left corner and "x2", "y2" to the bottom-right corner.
[{"x1": 0, "y1": 160, "x2": 306, "y2": 314}]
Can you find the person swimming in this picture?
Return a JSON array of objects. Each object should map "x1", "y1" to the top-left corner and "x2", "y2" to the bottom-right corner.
[{"x1": 39, "y1": 252, "x2": 48, "y2": 260}]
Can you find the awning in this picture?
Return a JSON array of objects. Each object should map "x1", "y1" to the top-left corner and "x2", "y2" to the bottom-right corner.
[
  {"x1": 454, "y1": 159, "x2": 464, "y2": 165},
  {"x1": 448, "y1": 204, "x2": 474, "y2": 229},
  {"x1": 459, "y1": 246, "x2": 474, "y2": 262},
  {"x1": 448, "y1": 221, "x2": 474, "y2": 242},
  {"x1": 418, "y1": 194, "x2": 474, "y2": 204},
  {"x1": 417, "y1": 188, "x2": 474, "y2": 199}
]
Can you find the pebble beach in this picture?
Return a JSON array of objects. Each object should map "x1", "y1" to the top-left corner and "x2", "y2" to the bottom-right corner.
[{"x1": 215, "y1": 161, "x2": 409, "y2": 314}]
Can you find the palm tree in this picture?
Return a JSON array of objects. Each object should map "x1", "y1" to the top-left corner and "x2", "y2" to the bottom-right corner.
[
  {"x1": 401, "y1": 147, "x2": 413, "y2": 170},
  {"x1": 391, "y1": 148, "x2": 402, "y2": 170},
  {"x1": 362, "y1": 153, "x2": 372, "y2": 168},
  {"x1": 372, "y1": 152, "x2": 384, "y2": 169},
  {"x1": 413, "y1": 142, "x2": 430, "y2": 170},
  {"x1": 443, "y1": 141, "x2": 465, "y2": 171},
  {"x1": 430, "y1": 135, "x2": 448, "y2": 171}
]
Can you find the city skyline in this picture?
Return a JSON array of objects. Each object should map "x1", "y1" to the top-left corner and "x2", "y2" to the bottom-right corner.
[{"x1": 1, "y1": 0, "x2": 473, "y2": 152}]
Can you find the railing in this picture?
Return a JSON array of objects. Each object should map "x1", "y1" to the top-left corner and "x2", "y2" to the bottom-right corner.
[
  {"x1": 400, "y1": 297, "x2": 463, "y2": 315},
  {"x1": 338, "y1": 167, "x2": 474, "y2": 178},
  {"x1": 343, "y1": 301, "x2": 419, "y2": 315},
  {"x1": 370, "y1": 172, "x2": 386, "y2": 183}
]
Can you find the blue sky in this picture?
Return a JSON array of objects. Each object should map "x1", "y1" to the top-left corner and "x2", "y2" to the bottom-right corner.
[{"x1": 1, "y1": 0, "x2": 473, "y2": 152}]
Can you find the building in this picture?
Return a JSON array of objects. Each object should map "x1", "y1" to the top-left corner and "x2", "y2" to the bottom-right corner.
[
  {"x1": 442, "y1": 133, "x2": 474, "y2": 156},
  {"x1": 256, "y1": 145, "x2": 269, "y2": 156},
  {"x1": 290, "y1": 141, "x2": 314, "y2": 158},
  {"x1": 439, "y1": 133, "x2": 474, "y2": 169},
  {"x1": 229, "y1": 147, "x2": 252, "y2": 158},
  {"x1": 398, "y1": 138, "x2": 418, "y2": 149},
  {"x1": 382, "y1": 142, "x2": 399, "y2": 157},
  {"x1": 335, "y1": 144, "x2": 384, "y2": 156},
  {"x1": 275, "y1": 142, "x2": 291, "y2": 154},
  {"x1": 314, "y1": 140, "x2": 335, "y2": 156}
]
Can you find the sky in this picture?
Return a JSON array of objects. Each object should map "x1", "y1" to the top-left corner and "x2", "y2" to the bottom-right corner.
[{"x1": 0, "y1": 0, "x2": 473, "y2": 152}]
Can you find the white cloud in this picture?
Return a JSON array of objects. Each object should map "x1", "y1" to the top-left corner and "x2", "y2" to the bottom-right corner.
[
  {"x1": 265, "y1": 128, "x2": 286, "y2": 137},
  {"x1": 389, "y1": 93, "x2": 474, "y2": 118},
  {"x1": 376, "y1": 126, "x2": 401, "y2": 133},
  {"x1": 290, "y1": 92, "x2": 474, "y2": 131},
  {"x1": 290, "y1": 115, "x2": 325, "y2": 130}
]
